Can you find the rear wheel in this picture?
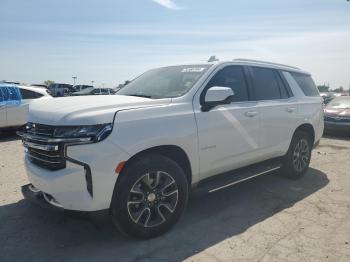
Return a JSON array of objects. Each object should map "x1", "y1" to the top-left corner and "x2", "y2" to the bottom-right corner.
[
  {"x1": 282, "y1": 131, "x2": 312, "y2": 179},
  {"x1": 110, "y1": 154, "x2": 188, "y2": 238}
]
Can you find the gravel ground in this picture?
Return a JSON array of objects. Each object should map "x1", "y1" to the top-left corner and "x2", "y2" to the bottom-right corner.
[{"x1": 0, "y1": 131, "x2": 350, "y2": 262}]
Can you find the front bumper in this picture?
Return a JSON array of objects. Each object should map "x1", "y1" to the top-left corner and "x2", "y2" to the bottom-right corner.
[
  {"x1": 22, "y1": 184, "x2": 64, "y2": 212},
  {"x1": 22, "y1": 184, "x2": 110, "y2": 219},
  {"x1": 22, "y1": 137, "x2": 131, "y2": 212}
]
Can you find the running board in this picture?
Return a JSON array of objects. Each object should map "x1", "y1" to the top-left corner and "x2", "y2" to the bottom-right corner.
[{"x1": 195, "y1": 160, "x2": 282, "y2": 194}]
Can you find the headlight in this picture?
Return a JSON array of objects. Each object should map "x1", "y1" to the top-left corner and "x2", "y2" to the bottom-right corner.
[{"x1": 53, "y1": 123, "x2": 113, "y2": 142}]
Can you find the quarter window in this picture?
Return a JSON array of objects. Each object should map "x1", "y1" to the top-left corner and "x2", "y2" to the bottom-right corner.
[
  {"x1": 206, "y1": 66, "x2": 249, "y2": 102},
  {"x1": 290, "y1": 72, "x2": 319, "y2": 97}
]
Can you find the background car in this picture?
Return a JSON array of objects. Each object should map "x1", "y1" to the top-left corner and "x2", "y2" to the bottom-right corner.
[
  {"x1": 47, "y1": 83, "x2": 74, "y2": 97},
  {"x1": 0, "y1": 84, "x2": 52, "y2": 129},
  {"x1": 30, "y1": 84, "x2": 48, "y2": 89},
  {"x1": 71, "y1": 87, "x2": 116, "y2": 96},
  {"x1": 319, "y1": 92, "x2": 336, "y2": 104},
  {"x1": 73, "y1": 85, "x2": 93, "y2": 92},
  {"x1": 324, "y1": 96, "x2": 350, "y2": 133}
]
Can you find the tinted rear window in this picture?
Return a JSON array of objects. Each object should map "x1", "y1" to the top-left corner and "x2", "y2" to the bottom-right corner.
[
  {"x1": 290, "y1": 73, "x2": 319, "y2": 97},
  {"x1": 251, "y1": 67, "x2": 281, "y2": 100}
]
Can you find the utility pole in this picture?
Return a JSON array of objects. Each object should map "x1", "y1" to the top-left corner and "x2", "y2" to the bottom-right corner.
[
  {"x1": 91, "y1": 80, "x2": 95, "y2": 86},
  {"x1": 72, "y1": 76, "x2": 77, "y2": 86}
]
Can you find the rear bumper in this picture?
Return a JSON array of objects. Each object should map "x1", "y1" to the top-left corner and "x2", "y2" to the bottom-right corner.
[{"x1": 324, "y1": 121, "x2": 350, "y2": 132}]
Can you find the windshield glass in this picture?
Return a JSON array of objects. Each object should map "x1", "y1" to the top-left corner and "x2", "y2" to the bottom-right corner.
[
  {"x1": 327, "y1": 98, "x2": 350, "y2": 109},
  {"x1": 117, "y1": 65, "x2": 211, "y2": 99}
]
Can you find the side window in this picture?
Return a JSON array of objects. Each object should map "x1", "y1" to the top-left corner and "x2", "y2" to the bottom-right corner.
[
  {"x1": 206, "y1": 66, "x2": 249, "y2": 102},
  {"x1": 0, "y1": 87, "x2": 4, "y2": 103},
  {"x1": 8, "y1": 86, "x2": 21, "y2": 101},
  {"x1": 1, "y1": 86, "x2": 21, "y2": 104},
  {"x1": 20, "y1": 89, "x2": 41, "y2": 99},
  {"x1": 290, "y1": 72, "x2": 319, "y2": 97},
  {"x1": 251, "y1": 67, "x2": 281, "y2": 100},
  {"x1": 1, "y1": 87, "x2": 10, "y2": 101}
]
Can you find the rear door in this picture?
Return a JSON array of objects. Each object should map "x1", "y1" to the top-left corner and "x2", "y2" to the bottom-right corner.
[{"x1": 249, "y1": 66, "x2": 298, "y2": 157}]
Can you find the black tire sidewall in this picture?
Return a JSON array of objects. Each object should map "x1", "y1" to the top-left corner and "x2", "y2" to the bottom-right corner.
[
  {"x1": 110, "y1": 154, "x2": 189, "y2": 238},
  {"x1": 283, "y1": 131, "x2": 312, "y2": 179}
]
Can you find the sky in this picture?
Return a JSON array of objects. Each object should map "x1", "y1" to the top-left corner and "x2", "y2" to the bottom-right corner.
[{"x1": 1, "y1": 0, "x2": 349, "y2": 89}]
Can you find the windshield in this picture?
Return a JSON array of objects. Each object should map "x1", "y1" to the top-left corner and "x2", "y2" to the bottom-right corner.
[
  {"x1": 117, "y1": 65, "x2": 211, "y2": 99},
  {"x1": 327, "y1": 98, "x2": 350, "y2": 109}
]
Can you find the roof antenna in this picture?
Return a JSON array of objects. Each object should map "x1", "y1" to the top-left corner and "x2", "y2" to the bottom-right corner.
[{"x1": 208, "y1": 55, "x2": 219, "y2": 62}]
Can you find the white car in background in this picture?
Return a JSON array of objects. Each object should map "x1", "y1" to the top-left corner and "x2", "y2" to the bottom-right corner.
[{"x1": 0, "y1": 84, "x2": 51, "y2": 129}]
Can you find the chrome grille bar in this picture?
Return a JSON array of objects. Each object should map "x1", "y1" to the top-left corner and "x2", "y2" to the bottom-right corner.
[
  {"x1": 29, "y1": 148, "x2": 61, "y2": 159},
  {"x1": 27, "y1": 154, "x2": 62, "y2": 164},
  {"x1": 23, "y1": 141, "x2": 59, "y2": 152}
]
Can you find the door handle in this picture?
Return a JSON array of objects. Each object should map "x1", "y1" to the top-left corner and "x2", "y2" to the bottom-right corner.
[
  {"x1": 245, "y1": 111, "x2": 258, "y2": 117},
  {"x1": 286, "y1": 107, "x2": 296, "y2": 113}
]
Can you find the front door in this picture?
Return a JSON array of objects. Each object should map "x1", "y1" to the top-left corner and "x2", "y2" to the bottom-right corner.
[{"x1": 194, "y1": 65, "x2": 261, "y2": 179}]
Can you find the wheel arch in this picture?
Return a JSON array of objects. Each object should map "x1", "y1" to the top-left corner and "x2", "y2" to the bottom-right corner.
[
  {"x1": 293, "y1": 123, "x2": 315, "y2": 145},
  {"x1": 118, "y1": 145, "x2": 193, "y2": 186}
]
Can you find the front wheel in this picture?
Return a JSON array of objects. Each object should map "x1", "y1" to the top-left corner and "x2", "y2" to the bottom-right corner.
[
  {"x1": 110, "y1": 154, "x2": 189, "y2": 238},
  {"x1": 282, "y1": 131, "x2": 312, "y2": 179}
]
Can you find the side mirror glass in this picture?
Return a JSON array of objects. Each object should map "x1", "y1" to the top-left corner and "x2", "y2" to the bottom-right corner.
[{"x1": 202, "y1": 86, "x2": 234, "y2": 111}]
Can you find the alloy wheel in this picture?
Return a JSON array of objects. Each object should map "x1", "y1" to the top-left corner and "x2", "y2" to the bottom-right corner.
[
  {"x1": 127, "y1": 171, "x2": 178, "y2": 228},
  {"x1": 292, "y1": 138, "x2": 310, "y2": 172}
]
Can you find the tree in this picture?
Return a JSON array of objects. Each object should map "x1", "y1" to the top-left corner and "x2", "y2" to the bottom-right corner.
[
  {"x1": 317, "y1": 85, "x2": 330, "y2": 92},
  {"x1": 117, "y1": 80, "x2": 131, "y2": 89},
  {"x1": 44, "y1": 80, "x2": 55, "y2": 87},
  {"x1": 333, "y1": 86, "x2": 344, "y2": 93}
]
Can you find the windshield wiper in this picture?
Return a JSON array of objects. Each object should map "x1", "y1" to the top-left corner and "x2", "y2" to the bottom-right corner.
[{"x1": 125, "y1": 94, "x2": 153, "y2": 99}]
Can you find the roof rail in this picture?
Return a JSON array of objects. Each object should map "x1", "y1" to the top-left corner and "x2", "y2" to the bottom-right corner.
[{"x1": 233, "y1": 59, "x2": 300, "y2": 70}]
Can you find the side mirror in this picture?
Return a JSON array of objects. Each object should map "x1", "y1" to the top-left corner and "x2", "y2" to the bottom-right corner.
[{"x1": 202, "y1": 86, "x2": 234, "y2": 112}]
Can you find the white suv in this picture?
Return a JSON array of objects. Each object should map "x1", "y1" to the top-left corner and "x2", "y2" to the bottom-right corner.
[{"x1": 19, "y1": 59, "x2": 324, "y2": 238}]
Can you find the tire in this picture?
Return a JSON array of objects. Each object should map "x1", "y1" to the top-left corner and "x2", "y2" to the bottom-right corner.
[
  {"x1": 110, "y1": 154, "x2": 189, "y2": 238},
  {"x1": 282, "y1": 131, "x2": 312, "y2": 179}
]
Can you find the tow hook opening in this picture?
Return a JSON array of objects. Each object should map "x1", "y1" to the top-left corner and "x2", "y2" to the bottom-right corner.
[{"x1": 28, "y1": 184, "x2": 63, "y2": 208}]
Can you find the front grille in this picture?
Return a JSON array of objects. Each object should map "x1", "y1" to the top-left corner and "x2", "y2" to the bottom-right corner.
[
  {"x1": 22, "y1": 123, "x2": 66, "y2": 170},
  {"x1": 27, "y1": 147, "x2": 66, "y2": 170},
  {"x1": 325, "y1": 116, "x2": 350, "y2": 123}
]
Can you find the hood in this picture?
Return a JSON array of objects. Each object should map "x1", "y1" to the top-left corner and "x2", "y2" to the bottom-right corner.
[
  {"x1": 28, "y1": 95, "x2": 171, "y2": 125},
  {"x1": 324, "y1": 108, "x2": 350, "y2": 117}
]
